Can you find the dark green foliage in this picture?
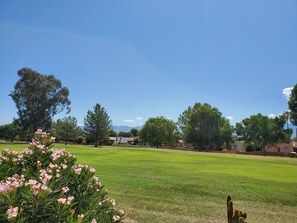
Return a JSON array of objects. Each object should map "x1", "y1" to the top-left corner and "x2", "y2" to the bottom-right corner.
[
  {"x1": 53, "y1": 116, "x2": 81, "y2": 145},
  {"x1": 178, "y1": 103, "x2": 234, "y2": 150},
  {"x1": 84, "y1": 104, "x2": 112, "y2": 147},
  {"x1": 109, "y1": 129, "x2": 118, "y2": 137},
  {"x1": 0, "y1": 122, "x2": 21, "y2": 142},
  {"x1": 130, "y1": 128, "x2": 139, "y2": 137},
  {"x1": 118, "y1": 131, "x2": 133, "y2": 137},
  {"x1": 140, "y1": 116, "x2": 180, "y2": 148},
  {"x1": 236, "y1": 113, "x2": 292, "y2": 153},
  {"x1": 227, "y1": 195, "x2": 247, "y2": 223},
  {"x1": 288, "y1": 84, "x2": 297, "y2": 126},
  {"x1": 10, "y1": 68, "x2": 71, "y2": 137}
]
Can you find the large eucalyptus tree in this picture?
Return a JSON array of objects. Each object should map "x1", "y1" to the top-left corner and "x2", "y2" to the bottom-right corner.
[{"x1": 10, "y1": 68, "x2": 71, "y2": 137}]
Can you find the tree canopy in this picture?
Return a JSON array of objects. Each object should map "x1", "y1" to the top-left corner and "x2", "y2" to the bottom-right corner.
[
  {"x1": 140, "y1": 117, "x2": 180, "y2": 148},
  {"x1": 10, "y1": 68, "x2": 71, "y2": 136},
  {"x1": 84, "y1": 103, "x2": 112, "y2": 147},
  {"x1": 130, "y1": 128, "x2": 139, "y2": 137},
  {"x1": 288, "y1": 83, "x2": 297, "y2": 126},
  {"x1": 53, "y1": 116, "x2": 81, "y2": 145},
  {"x1": 118, "y1": 131, "x2": 133, "y2": 137},
  {"x1": 0, "y1": 123, "x2": 21, "y2": 142},
  {"x1": 235, "y1": 113, "x2": 292, "y2": 153},
  {"x1": 178, "y1": 103, "x2": 233, "y2": 150}
]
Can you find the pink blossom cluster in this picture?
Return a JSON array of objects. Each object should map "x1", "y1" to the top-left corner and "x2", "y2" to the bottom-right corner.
[
  {"x1": 23, "y1": 148, "x2": 33, "y2": 155},
  {"x1": 6, "y1": 206, "x2": 21, "y2": 219},
  {"x1": 35, "y1": 129, "x2": 55, "y2": 141},
  {"x1": 39, "y1": 169, "x2": 52, "y2": 184},
  {"x1": 110, "y1": 199, "x2": 116, "y2": 207},
  {"x1": 31, "y1": 129, "x2": 55, "y2": 148},
  {"x1": 52, "y1": 148, "x2": 75, "y2": 162},
  {"x1": 77, "y1": 214, "x2": 84, "y2": 220},
  {"x1": 118, "y1": 210, "x2": 125, "y2": 216},
  {"x1": 93, "y1": 176, "x2": 102, "y2": 187},
  {"x1": 61, "y1": 186, "x2": 70, "y2": 193},
  {"x1": 46, "y1": 163, "x2": 64, "y2": 177},
  {"x1": 113, "y1": 215, "x2": 121, "y2": 222},
  {"x1": 2, "y1": 148, "x2": 20, "y2": 156},
  {"x1": 25, "y1": 179, "x2": 51, "y2": 196},
  {"x1": 71, "y1": 164, "x2": 89, "y2": 175},
  {"x1": 0, "y1": 174, "x2": 24, "y2": 193},
  {"x1": 0, "y1": 154, "x2": 9, "y2": 161},
  {"x1": 57, "y1": 195, "x2": 75, "y2": 205},
  {"x1": 0, "y1": 148, "x2": 23, "y2": 163}
]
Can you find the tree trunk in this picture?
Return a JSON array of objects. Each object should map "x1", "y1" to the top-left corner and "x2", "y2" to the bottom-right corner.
[{"x1": 263, "y1": 145, "x2": 268, "y2": 156}]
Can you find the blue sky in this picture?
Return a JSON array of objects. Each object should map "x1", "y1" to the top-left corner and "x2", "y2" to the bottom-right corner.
[{"x1": 0, "y1": 0, "x2": 296, "y2": 127}]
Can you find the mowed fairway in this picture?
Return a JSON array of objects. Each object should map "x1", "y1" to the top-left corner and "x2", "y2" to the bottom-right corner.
[{"x1": 2, "y1": 143, "x2": 297, "y2": 223}]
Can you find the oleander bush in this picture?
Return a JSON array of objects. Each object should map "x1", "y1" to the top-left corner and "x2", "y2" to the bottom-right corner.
[{"x1": 0, "y1": 129, "x2": 124, "y2": 223}]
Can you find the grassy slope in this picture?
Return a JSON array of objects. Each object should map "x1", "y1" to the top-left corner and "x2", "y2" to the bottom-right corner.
[{"x1": 1, "y1": 142, "x2": 297, "y2": 223}]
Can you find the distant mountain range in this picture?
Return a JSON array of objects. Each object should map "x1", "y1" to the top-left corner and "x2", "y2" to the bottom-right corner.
[{"x1": 112, "y1": 125, "x2": 141, "y2": 133}]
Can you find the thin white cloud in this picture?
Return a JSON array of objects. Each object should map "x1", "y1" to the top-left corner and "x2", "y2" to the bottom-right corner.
[
  {"x1": 226, "y1": 116, "x2": 234, "y2": 120},
  {"x1": 123, "y1": 119, "x2": 135, "y2": 123},
  {"x1": 268, "y1": 114, "x2": 276, "y2": 118},
  {"x1": 167, "y1": 117, "x2": 171, "y2": 120},
  {"x1": 136, "y1": 117, "x2": 142, "y2": 120},
  {"x1": 282, "y1": 87, "x2": 293, "y2": 100}
]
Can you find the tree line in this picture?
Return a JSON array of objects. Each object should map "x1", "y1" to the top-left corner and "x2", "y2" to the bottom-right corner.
[{"x1": 1, "y1": 68, "x2": 296, "y2": 152}]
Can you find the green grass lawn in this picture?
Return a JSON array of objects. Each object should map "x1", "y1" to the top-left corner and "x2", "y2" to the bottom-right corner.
[{"x1": 1, "y1": 142, "x2": 297, "y2": 223}]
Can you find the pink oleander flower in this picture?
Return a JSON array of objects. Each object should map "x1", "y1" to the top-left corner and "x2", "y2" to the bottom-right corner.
[
  {"x1": 49, "y1": 163, "x2": 58, "y2": 169},
  {"x1": 0, "y1": 174, "x2": 25, "y2": 193},
  {"x1": 29, "y1": 141, "x2": 37, "y2": 148},
  {"x1": 78, "y1": 214, "x2": 84, "y2": 220},
  {"x1": 62, "y1": 164, "x2": 67, "y2": 169},
  {"x1": 71, "y1": 166, "x2": 82, "y2": 175},
  {"x1": 91, "y1": 218, "x2": 97, "y2": 223},
  {"x1": 57, "y1": 196, "x2": 75, "y2": 205},
  {"x1": 90, "y1": 167, "x2": 96, "y2": 173},
  {"x1": 0, "y1": 154, "x2": 9, "y2": 161},
  {"x1": 67, "y1": 196, "x2": 74, "y2": 204},
  {"x1": 23, "y1": 148, "x2": 33, "y2": 155},
  {"x1": 39, "y1": 169, "x2": 52, "y2": 184},
  {"x1": 6, "y1": 206, "x2": 20, "y2": 219},
  {"x1": 110, "y1": 199, "x2": 116, "y2": 207},
  {"x1": 3, "y1": 148, "x2": 11, "y2": 153},
  {"x1": 25, "y1": 179, "x2": 51, "y2": 196},
  {"x1": 113, "y1": 215, "x2": 120, "y2": 222},
  {"x1": 36, "y1": 161, "x2": 41, "y2": 167},
  {"x1": 62, "y1": 186, "x2": 70, "y2": 193},
  {"x1": 118, "y1": 210, "x2": 125, "y2": 216},
  {"x1": 37, "y1": 144, "x2": 46, "y2": 150},
  {"x1": 57, "y1": 198, "x2": 67, "y2": 205}
]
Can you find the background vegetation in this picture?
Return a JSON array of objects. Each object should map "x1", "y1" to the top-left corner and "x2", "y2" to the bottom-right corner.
[{"x1": 2, "y1": 143, "x2": 297, "y2": 223}]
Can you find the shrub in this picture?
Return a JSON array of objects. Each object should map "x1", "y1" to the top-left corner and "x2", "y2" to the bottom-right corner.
[
  {"x1": 0, "y1": 129, "x2": 124, "y2": 223},
  {"x1": 76, "y1": 136, "x2": 86, "y2": 145}
]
